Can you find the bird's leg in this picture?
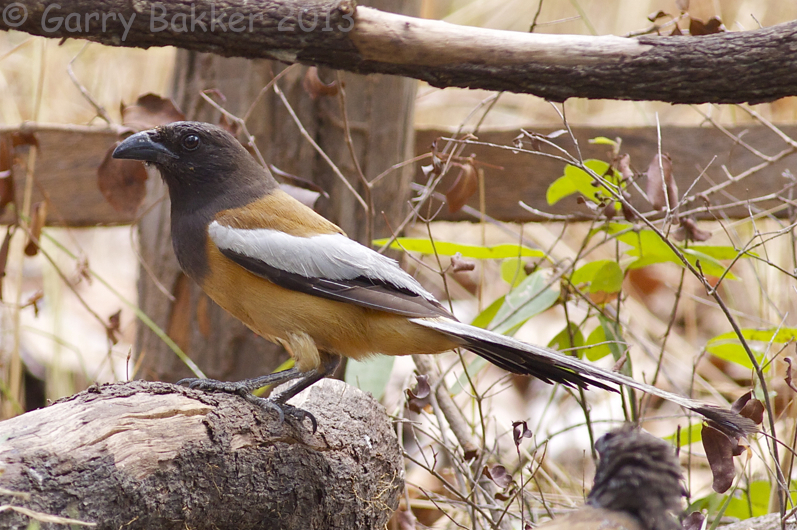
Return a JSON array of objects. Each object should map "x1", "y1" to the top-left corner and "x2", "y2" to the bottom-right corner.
[
  {"x1": 247, "y1": 355, "x2": 342, "y2": 433},
  {"x1": 273, "y1": 355, "x2": 341, "y2": 404},
  {"x1": 178, "y1": 356, "x2": 341, "y2": 433}
]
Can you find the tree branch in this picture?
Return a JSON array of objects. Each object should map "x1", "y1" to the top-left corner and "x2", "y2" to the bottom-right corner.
[{"x1": 1, "y1": 0, "x2": 795, "y2": 103}]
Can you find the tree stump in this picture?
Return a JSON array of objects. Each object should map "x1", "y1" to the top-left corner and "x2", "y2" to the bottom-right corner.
[{"x1": 0, "y1": 379, "x2": 403, "y2": 530}]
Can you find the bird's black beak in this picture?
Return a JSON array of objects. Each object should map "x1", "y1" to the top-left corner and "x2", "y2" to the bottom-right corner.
[{"x1": 112, "y1": 130, "x2": 178, "y2": 162}]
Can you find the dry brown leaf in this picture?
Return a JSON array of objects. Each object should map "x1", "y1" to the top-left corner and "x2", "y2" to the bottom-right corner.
[
  {"x1": 406, "y1": 374, "x2": 432, "y2": 413},
  {"x1": 484, "y1": 464, "x2": 512, "y2": 489},
  {"x1": 785, "y1": 358, "x2": 797, "y2": 393},
  {"x1": 446, "y1": 162, "x2": 478, "y2": 213},
  {"x1": 603, "y1": 202, "x2": 617, "y2": 220},
  {"x1": 97, "y1": 144, "x2": 149, "y2": 215},
  {"x1": 701, "y1": 424, "x2": 735, "y2": 493},
  {"x1": 303, "y1": 66, "x2": 339, "y2": 99},
  {"x1": 689, "y1": 16, "x2": 724, "y2": 36},
  {"x1": 449, "y1": 254, "x2": 475, "y2": 273},
  {"x1": 672, "y1": 218, "x2": 711, "y2": 242},
  {"x1": 732, "y1": 391, "x2": 765, "y2": 426},
  {"x1": 682, "y1": 512, "x2": 703, "y2": 530},
  {"x1": 122, "y1": 93, "x2": 185, "y2": 131},
  {"x1": 616, "y1": 153, "x2": 633, "y2": 181},
  {"x1": 512, "y1": 421, "x2": 533, "y2": 450},
  {"x1": 646, "y1": 153, "x2": 678, "y2": 212},
  {"x1": 620, "y1": 192, "x2": 637, "y2": 222},
  {"x1": 590, "y1": 290, "x2": 620, "y2": 305},
  {"x1": 107, "y1": 309, "x2": 122, "y2": 345}
]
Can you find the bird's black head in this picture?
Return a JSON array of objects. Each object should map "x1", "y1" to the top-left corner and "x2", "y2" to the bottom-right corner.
[{"x1": 112, "y1": 121, "x2": 275, "y2": 210}]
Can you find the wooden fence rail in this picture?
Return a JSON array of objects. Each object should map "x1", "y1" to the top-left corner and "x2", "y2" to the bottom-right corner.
[{"x1": 2, "y1": 124, "x2": 795, "y2": 227}]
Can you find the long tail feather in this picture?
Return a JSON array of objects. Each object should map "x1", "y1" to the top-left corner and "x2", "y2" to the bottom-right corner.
[{"x1": 412, "y1": 318, "x2": 757, "y2": 437}]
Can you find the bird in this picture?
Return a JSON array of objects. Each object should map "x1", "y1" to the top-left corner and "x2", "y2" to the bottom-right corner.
[
  {"x1": 112, "y1": 121, "x2": 756, "y2": 435},
  {"x1": 537, "y1": 425, "x2": 685, "y2": 530}
]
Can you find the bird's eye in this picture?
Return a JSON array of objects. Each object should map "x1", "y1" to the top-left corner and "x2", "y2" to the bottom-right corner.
[{"x1": 182, "y1": 134, "x2": 201, "y2": 151}]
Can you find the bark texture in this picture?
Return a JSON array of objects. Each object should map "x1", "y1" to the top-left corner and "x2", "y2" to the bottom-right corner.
[
  {"x1": 1, "y1": 0, "x2": 796, "y2": 103},
  {"x1": 0, "y1": 378, "x2": 403, "y2": 530}
]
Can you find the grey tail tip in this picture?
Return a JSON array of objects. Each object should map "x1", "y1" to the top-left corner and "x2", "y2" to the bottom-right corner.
[{"x1": 694, "y1": 405, "x2": 759, "y2": 437}]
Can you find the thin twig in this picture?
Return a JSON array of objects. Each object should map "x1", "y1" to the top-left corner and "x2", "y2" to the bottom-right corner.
[
  {"x1": 272, "y1": 82, "x2": 368, "y2": 212},
  {"x1": 67, "y1": 42, "x2": 113, "y2": 124},
  {"x1": 336, "y1": 71, "x2": 373, "y2": 244}
]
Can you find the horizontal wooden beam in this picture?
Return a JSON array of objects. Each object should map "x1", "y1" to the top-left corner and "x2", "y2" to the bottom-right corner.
[
  {"x1": 1, "y1": 124, "x2": 795, "y2": 227},
  {"x1": 2, "y1": 127, "x2": 128, "y2": 226},
  {"x1": 415, "y1": 126, "x2": 797, "y2": 223}
]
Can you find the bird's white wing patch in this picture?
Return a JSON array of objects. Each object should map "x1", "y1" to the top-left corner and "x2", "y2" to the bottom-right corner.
[{"x1": 208, "y1": 221, "x2": 436, "y2": 300}]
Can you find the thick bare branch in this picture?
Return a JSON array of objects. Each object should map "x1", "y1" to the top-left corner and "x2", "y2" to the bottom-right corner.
[{"x1": 0, "y1": 0, "x2": 795, "y2": 103}]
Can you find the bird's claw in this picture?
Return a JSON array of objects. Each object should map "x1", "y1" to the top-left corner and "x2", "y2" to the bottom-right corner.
[{"x1": 245, "y1": 394, "x2": 318, "y2": 434}]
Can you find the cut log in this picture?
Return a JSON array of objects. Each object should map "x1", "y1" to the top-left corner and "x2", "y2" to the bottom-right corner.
[{"x1": 0, "y1": 378, "x2": 403, "y2": 530}]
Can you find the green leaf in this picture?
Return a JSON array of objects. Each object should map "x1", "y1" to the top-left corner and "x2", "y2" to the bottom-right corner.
[
  {"x1": 723, "y1": 481, "x2": 771, "y2": 519},
  {"x1": 617, "y1": 229, "x2": 678, "y2": 259},
  {"x1": 372, "y1": 238, "x2": 545, "y2": 259},
  {"x1": 571, "y1": 260, "x2": 615, "y2": 286},
  {"x1": 599, "y1": 316, "x2": 625, "y2": 361},
  {"x1": 491, "y1": 270, "x2": 560, "y2": 336},
  {"x1": 589, "y1": 261, "x2": 624, "y2": 295},
  {"x1": 706, "y1": 341, "x2": 767, "y2": 372},
  {"x1": 584, "y1": 317, "x2": 625, "y2": 362},
  {"x1": 617, "y1": 229, "x2": 738, "y2": 279},
  {"x1": 705, "y1": 327, "x2": 797, "y2": 373},
  {"x1": 711, "y1": 327, "x2": 797, "y2": 344},
  {"x1": 589, "y1": 136, "x2": 618, "y2": 146},
  {"x1": 546, "y1": 159, "x2": 614, "y2": 205},
  {"x1": 471, "y1": 296, "x2": 505, "y2": 329},
  {"x1": 500, "y1": 258, "x2": 528, "y2": 287},
  {"x1": 682, "y1": 249, "x2": 737, "y2": 279},
  {"x1": 344, "y1": 356, "x2": 395, "y2": 401},
  {"x1": 548, "y1": 323, "x2": 585, "y2": 355},
  {"x1": 584, "y1": 325, "x2": 611, "y2": 361},
  {"x1": 664, "y1": 423, "x2": 703, "y2": 446}
]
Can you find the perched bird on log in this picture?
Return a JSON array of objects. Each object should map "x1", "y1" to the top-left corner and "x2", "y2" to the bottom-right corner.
[
  {"x1": 112, "y1": 121, "x2": 757, "y2": 435},
  {"x1": 538, "y1": 425, "x2": 686, "y2": 530}
]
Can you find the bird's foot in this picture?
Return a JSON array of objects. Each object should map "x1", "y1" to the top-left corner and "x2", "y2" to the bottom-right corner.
[
  {"x1": 244, "y1": 394, "x2": 318, "y2": 434},
  {"x1": 176, "y1": 371, "x2": 317, "y2": 432}
]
